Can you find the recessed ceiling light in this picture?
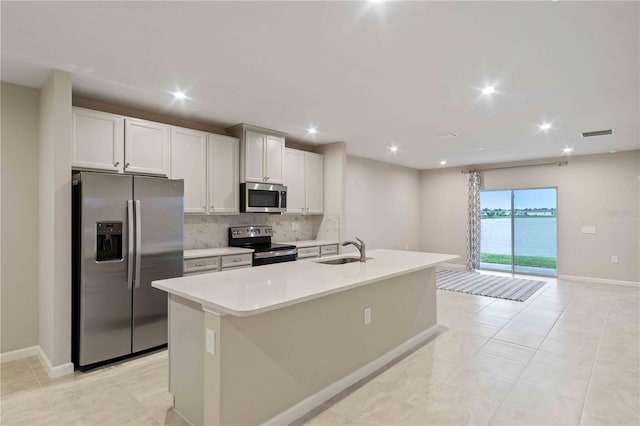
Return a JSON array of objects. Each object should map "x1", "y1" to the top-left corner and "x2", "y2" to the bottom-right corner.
[
  {"x1": 477, "y1": 147, "x2": 485, "y2": 151},
  {"x1": 389, "y1": 145, "x2": 399, "y2": 153},
  {"x1": 539, "y1": 122, "x2": 552, "y2": 131},
  {"x1": 481, "y1": 86, "x2": 496, "y2": 96},
  {"x1": 563, "y1": 147, "x2": 573, "y2": 153},
  {"x1": 439, "y1": 160, "x2": 447, "y2": 166},
  {"x1": 173, "y1": 91, "x2": 186, "y2": 100},
  {"x1": 307, "y1": 127, "x2": 317, "y2": 134},
  {"x1": 609, "y1": 150, "x2": 617, "y2": 153},
  {"x1": 437, "y1": 132, "x2": 458, "y2": 139}
]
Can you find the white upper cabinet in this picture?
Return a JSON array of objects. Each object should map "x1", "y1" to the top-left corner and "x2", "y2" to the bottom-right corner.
[
  {"x1": 72, "y1": 108, "x2": 124, "y2": 172},
  {"x1": 305, "y1": 152, "x2": 324, "y2": 214},
  {"x1": 283, "y1": 149, "x2": 305, "y2": 214},
  {"x1": 244, "y1": 130, "x2": 266, "y2": 183},
  {"x1": 170, "y1": 127, "x2": 208, "y2": 214},
  {"x1": 283, "y1": 148, "x2": 323, "y2": 215},
  {"x1": 208, "y1": 134, "x2": 239, "y2": 214},
  {"x1": 124, "y1": 118, "x2": 171, "y2": 176},
  {"x1": 227, "y1": 124, "x2": 286, "y2": 184},
  {"x1": 265, "y1": 135, "x2": 285, "y2": 184}
]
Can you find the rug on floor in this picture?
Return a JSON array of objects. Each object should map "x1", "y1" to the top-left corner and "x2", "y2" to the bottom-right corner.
[{"x1": 436, "y1": 269, "x2": 546, "y2": 302}]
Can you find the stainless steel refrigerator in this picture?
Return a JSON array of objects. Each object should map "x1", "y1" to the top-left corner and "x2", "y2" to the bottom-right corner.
[{"x1": 72, "y1": 171, "x2": 183, "y2": 370}]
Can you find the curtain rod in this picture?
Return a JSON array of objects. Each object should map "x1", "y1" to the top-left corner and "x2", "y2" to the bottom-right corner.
[{"x1": 461, "y1": 160, "x2": 568, "y2": 174}]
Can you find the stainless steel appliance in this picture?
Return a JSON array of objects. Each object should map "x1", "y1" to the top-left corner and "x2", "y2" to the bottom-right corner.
[
  {"x1": 72, "y1": 171, "x2": 184, "y2": 370},
  {"x1": 240, "y1": 182, "x2": 287, "y2": 213},
  {"x1": 228, "y1": 225, "x2": 297, "y2": 266}
]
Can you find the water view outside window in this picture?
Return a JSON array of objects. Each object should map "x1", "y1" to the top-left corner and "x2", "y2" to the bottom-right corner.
[{"x1": 480, "y1": 188, "x2": 557, "y2": 276}]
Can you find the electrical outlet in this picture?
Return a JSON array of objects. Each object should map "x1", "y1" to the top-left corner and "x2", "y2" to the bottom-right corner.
[
  {"x1": 364, "y1": 307, "x2": 372, "y2": 325},
  {"x1": 611, "y1": 255, "x2": 619, "y2": 264},
  {"x1": 205, "y1": 329, "x2": 215, "y2": 355}
]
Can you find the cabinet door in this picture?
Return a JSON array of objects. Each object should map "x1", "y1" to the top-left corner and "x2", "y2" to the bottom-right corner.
[
  {"x1": 171, "y1": 127, "x2": 207, "y2": 214},
  {"x1": 244, "y1": 130, "x2": 266, "y2": 182},
  {"x1": 305, "y1": 152, "x2": 324, "y2": 214},
  {"x1": 265, "y1": 135, "x2": 285, "y2": 184},
  {"x1": 283, "y1": 149, "x2": 305, "y2": 214},
  {"x1": 72, "y1": 108, "x2": 124, "y2": 172},
  {"x1": 208, "y1": 134, "x2": 239, "y2": 214},
  {"x1": 124, "y1": 118, "x2": 170, "y2": 176}
]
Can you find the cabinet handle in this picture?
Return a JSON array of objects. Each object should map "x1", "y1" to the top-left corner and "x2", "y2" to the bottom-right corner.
[
  {"x1": 114, "y1": 161, "x2": 120, "y2": 167},
  {"x1": 210, "y1": 206, "x2": 214, "y2": 210},
  {"x1": 125, "y1": 162, "x2": 130, "y2": 169}
]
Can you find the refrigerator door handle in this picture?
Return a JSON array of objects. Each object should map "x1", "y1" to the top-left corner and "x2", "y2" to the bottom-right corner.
[
  {"x1": 127, "y1": 200, "x2": 134, "y2": 290},
  {"x1": 135, "y1": 200, "x2": 142, "y2": 288}
]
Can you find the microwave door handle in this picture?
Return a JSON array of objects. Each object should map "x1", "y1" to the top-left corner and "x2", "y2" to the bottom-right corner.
[
  {"x1": 127, "y1": 200, "x2": 134, "y2": 290},
  {"x1": 134, "y1": 200, "x2": 142, "y2": 288}
]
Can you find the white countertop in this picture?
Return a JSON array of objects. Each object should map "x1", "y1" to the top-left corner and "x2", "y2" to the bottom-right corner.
[
  {"x1": 184, "y1": 247, "x2": 254, "y2": 259},
  {"x1": 154, "y1": 249, "x2": 458, "y2": 317},
  {"x1": 280, "y1": 239, "x2": 339, "y2": 248}
]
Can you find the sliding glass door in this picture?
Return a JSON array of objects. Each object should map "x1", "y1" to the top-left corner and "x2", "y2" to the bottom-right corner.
[{"x1": 480, "y1": 188, "x2": 557, "y2": 277}]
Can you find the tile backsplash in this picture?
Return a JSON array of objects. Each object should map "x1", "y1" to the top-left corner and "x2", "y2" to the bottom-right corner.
[{"x1": 184, "y1": 214, "x2": 339, "y2": 249}]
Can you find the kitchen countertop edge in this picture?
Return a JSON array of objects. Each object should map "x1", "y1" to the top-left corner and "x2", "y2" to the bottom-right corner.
[{"x1": 155, "y1": 250, "x2": 458, "y2": 317}]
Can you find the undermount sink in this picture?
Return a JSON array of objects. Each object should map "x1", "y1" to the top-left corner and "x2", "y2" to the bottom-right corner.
[{"x1": 316, "y1": 257, "x2": 372, "y2": 265}]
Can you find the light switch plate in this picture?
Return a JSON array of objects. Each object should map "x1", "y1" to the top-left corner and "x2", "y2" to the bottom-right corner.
[
  {"x1": 205, "y1": 329, "x2": 215, "y2": 355},
  {"x1": 364, "y1": 307, "x2": 372, "y2": 325},
  {"x1": 581, "y1": 226, "x2": 597, "y2": 234}
]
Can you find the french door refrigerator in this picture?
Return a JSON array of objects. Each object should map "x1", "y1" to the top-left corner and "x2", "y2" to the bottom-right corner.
[{"x1": 72, "y1": 171, "x2": 183, "y2": 370}]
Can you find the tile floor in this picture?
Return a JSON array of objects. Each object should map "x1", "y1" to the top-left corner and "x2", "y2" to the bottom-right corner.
[{"x1": 1, "y1": 274, "x2": 639, "y2": 426}]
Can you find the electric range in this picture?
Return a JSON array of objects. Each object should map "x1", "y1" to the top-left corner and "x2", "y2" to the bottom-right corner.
[{"x1": 228, "y1": 225, "x2": 298, "y2": 266}]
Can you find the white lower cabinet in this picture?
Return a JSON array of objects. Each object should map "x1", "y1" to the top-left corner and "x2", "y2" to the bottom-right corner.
[
  {"x1": 296, "y1": 244, "x2": 339, "y2": 260},
  {"x1": 170, "y1": 129, "x2": 239, "y2": 215},
  {"x1": 184, "y1": 254, "x2": 252, "y2": 276},
  {"x1": 297, "y1": 246, "x2": 321, "y2": 259},
  {"x1": 283, "y1": 148, "x2": 323, "y2": 215}
]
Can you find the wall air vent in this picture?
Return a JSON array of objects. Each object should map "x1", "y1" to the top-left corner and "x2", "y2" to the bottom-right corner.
[{"x1": 581, "y1": 129, "x2": 614, "y2": 138}]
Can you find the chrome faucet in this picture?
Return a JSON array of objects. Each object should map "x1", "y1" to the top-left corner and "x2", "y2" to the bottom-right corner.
[{"x1": 342, "y1": 237, "x2": 367, "y2": 262}]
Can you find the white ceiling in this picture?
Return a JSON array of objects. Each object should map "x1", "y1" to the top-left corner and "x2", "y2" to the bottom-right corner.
[{"x1": 2, "y1": 1, "x2": 638, "y2": 169}]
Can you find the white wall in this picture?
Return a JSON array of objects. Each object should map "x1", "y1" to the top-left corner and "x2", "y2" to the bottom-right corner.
[
  {"x1": 345, "y1": 156, "x2": 421, "y2": 252},
  {"x1": 1, "y1": 82, "x2": 40, "y2": 353},
  {"x1": 39, "y1": 71, "x2": 73, "y2": 367},
  {"x1": 420, "y1": 151, "x2": 640, "y2": 282}
]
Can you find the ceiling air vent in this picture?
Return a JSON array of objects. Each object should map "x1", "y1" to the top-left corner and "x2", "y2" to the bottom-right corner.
[{"x1": 581, "y1": 129, "x2": 614, "y2": 138}]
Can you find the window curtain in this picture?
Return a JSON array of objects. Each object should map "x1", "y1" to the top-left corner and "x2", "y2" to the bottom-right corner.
[{"x1": 466, "y1": 171, "x2": 482, "y2": 270}]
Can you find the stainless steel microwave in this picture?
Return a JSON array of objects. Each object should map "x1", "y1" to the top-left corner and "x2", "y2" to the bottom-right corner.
[{"x1": 240, "y1": 183, "x2": 287, "y2": 213}]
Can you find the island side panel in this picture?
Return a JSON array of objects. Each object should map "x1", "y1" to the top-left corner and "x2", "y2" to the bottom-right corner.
[
  {"x1": 168, "y1": 294, "x2": 205, "y2": 425},
  {"x1": 207, "y1": 267, "x2": 436, "y2": 426}
]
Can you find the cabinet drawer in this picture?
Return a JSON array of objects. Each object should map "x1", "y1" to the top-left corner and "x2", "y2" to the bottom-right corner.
[
  {"x1": 297, "y1": 246, "x2": 320, "y2": 259},
  {"x1": 184, "y1": 257, "x2": 220, "y2": 274},
  {"x1": 221, "y1": 254, "x2": 252, "y2": 269},
  {"x1": 320, "y1": 245, "x2": 338, "y2": 256}
]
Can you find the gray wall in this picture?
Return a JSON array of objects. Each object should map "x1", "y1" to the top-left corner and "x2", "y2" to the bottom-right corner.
[
  {"x1": 420, "y1": 151, "x2": 640, "y2": 282},
  {"x1": 38, "y1": 71, "x2": 73, "y2": 366},
  {"x1": 1, "y1": 82, "x2": 40, "y2": 352},
  {"x1": 345, "y1": 156, "x2": 421, "y2": 252}
]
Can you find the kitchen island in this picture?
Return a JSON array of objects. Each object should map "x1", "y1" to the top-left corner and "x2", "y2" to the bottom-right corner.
[{"x1": 152, "y1": 249, "x2": 457, "y2": 426}]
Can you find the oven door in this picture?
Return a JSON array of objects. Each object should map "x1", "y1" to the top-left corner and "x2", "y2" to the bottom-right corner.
[
  {"x1": 253, "y1": 248, "x2": 298, "y2": 266},
  {"x1": 241, "y1": 183, "x2": 287, "y2": 213}
]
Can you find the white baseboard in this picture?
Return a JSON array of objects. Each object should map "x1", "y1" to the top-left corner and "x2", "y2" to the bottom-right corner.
[
  {"x1": 437, "y1": 262, "x2": 467, "y2": 271},
  {"x1": 558, "y1": 274, "x2": 639, "y2": 288},
  {"x1": 262, "y1": 324, "x2": 441, "y2": 426},
  {"x1": 0, "y1": 345, "x2": 39, "y2": 363},
  {"x1": 37, "y1": 346, "x2": 74, "y2": 378}
]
